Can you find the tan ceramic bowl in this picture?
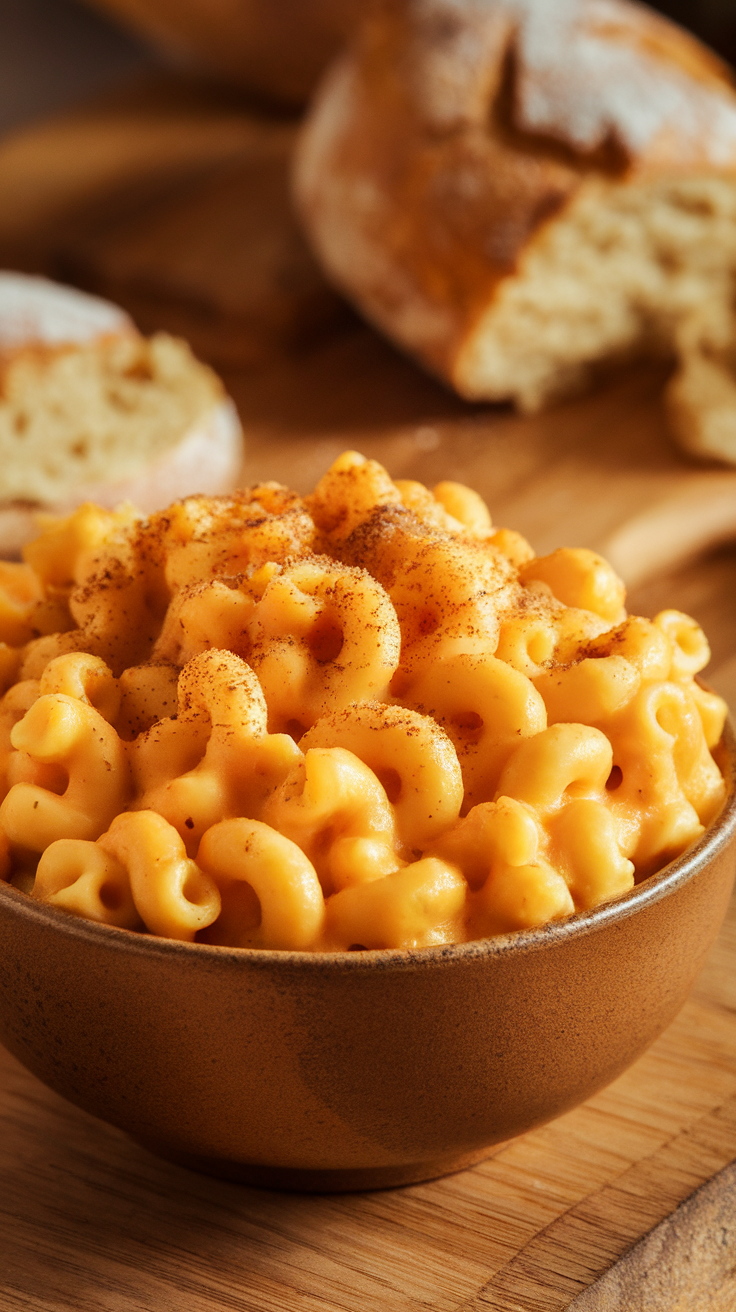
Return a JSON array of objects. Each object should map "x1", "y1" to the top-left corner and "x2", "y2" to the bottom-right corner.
[{"x1": 1, "y1": 731, "x2": 734, "y2": 1192}]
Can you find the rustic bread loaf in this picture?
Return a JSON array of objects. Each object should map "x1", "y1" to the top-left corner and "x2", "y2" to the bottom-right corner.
[
  {"x1": 665, "y1": 303, "x2": 736, "y2": 463},
  {"x1": 0, "y1": 274, "x2": 242, "y2": 553},
  {"x1": 295, "y1": 0, "x2": 736, "y2": 414}
]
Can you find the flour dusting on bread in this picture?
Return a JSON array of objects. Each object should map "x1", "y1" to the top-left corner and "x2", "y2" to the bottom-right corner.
[
  {"x1": 295, "y1": 0, "x2": 736, "y2": 435},
  {"x1": 0, "y1": 272, "x2": 131, "y2": 350}
]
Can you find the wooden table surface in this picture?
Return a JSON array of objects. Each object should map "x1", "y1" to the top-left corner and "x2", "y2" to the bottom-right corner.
[{"x1": 1, "y1": 80, "x2": 736, "y2": 1311}]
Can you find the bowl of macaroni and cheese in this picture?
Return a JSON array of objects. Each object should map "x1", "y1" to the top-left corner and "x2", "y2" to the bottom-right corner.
[{"x1": 0, "y1": 452, "x2": 734, "y2": 1190}]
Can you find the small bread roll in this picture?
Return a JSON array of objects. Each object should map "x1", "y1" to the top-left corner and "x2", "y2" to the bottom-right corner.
[
  {"x1": 295, "y1": 0, "x2": 736, "y2": 413},
  {"x1": 0, "y1": 274, "x2": 243, "y2": 555}
]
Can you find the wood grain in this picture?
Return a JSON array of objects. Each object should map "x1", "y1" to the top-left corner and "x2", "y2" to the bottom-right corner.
[
  {"x1": 1, "y1": 76, "x2": 736, "y2": 1311},
  {"x1": 569, "y1": 1160, "x2": 736, "y2": 1311}
]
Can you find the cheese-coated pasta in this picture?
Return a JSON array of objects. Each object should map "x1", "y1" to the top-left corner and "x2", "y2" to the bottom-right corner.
[
  {"x1": 535, "y1": 656, "x2": 640, "y2": 726},
  {"x1": 159, "y1": 487, "x2": 315, "y2": 592},
  {"x1": 198, "y1": 817, "x2": 325, "y2": 950},
  {"x1": 0, "y1": 694, "x2": 130, "y2": 850},
  {"x1": 39, "y1": 652, "x2": 121, "y2": 724},
  {"x1": 688, "y1": 682, "x2": 728, "y2": 750},
  {"x1": 520, "y1": 548, "x2": 627, "y2": 625},
  {"x1": 497, "y1": 723, "x2": 614, "y2": 816},
  {"x1": 249, "y1": 557, "x2": 401, "y2": 733},
  {"x1": 403, "y1": 652, "x2": 547, "y2": 808},
  {"x1": 98, "y1": 810, "x2": 220, "y2": 941},
  {"x1": 131, "y1": 649, "x2": 301, "y2": 852},
  {"x1": 301, "y1": 702, "x2": 464, "y2": 850},
  {"x1": 324, "y1": 857, "x2": 466, "y2": 951},
  {"x1": 116, "y1": 662, "x2": 180, "y2": 740},
  {"x1": 347, "y1": 516, "x2": 514, "y2": 669},
  {"x1": 548, "y1": 801, "x2": 634, "y2": 910},
  {"x1": 654, "y1": 610, "x2": 710, "y2": 678},
  {"x1": 0, "y1": 561, "x2": 45, "y2": 646},
  {"x1": 153, "y1": 578, "x2": 258, "y2": 667},
  {"x1": 0, "y1": 450, "x2": 725, "y2": 953},
  {"x1": 431, "y1": 481, "x2": 493, "y2": 535},
  {"x1": 307, "y1": 450, "x2": 403, "y2": 541},
  {"x1": 494, "y1": 611, "x2": 558, "y2": 678},
  {"x1": 23, "y1": 503, "x2": 139, "y2": 591},
  {"x1": 34, "y1": 838, "x2": 140, "y2": 929},
  {"x1": 263, "y1": 747, "x2": 401, "y2": 894},
  {"x1": 584, "y1": 616, "x2": 672, "y2": 682},
  {"x1": 604, "y1": 682, "x2": 720, "y2": 873}
]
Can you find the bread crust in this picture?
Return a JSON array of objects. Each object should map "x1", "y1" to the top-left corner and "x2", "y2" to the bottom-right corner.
[
  {"x1": 0, "y1": 272, "x2": 131, "y2": 351},
  {"x1": 295, "y1": 0, "x2": 736, "y2": 394}
]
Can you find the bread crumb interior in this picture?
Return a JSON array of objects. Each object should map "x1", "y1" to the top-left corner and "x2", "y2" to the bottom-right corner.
[
  {"x1": 455, "y1": 175, "x2": 736, "y2": 410},
  {"x1": 0, "y1": 333, "x2": 222, "y2": 504}
]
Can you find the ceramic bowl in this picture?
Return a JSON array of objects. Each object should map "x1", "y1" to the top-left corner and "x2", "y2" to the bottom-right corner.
[{"x1": 1, "y1": 729, "x2": 734, "y2": 1193}]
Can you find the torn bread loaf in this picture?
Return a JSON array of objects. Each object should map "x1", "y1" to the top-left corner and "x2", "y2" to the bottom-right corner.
[
  {"x1": 295, "y1": 0, "x2": 736, "y2": 415},
  {"x1": 0, "y1": 274, "x2": 243, "y2": 554},
  {"x1": 666, "y1": 305, "x2": 736, "y2": 464}
]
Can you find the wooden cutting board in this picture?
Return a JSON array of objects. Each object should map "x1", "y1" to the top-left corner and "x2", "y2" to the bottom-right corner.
[{"x1": 1, "y1": 75, "x2": 736, "y2": 1311}]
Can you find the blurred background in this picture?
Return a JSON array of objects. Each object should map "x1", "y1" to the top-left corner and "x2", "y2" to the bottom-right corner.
[
  {"x1": 0, "y1": 0, "x2": 153, "y2": 135},
  {"x1": 1, "y1": 0, "x2": 735, "y2": 687},
  {"x1": 1, "y1": 0, "x2": 733, "y2": 136},
  {"x1": 1, "y1": 0, "x2": 733, "y2": 394}
]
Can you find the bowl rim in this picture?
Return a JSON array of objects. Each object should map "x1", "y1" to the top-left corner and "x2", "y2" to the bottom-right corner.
[{"x1": 1, "y1": 720, "x2": 735, "y2": 976}]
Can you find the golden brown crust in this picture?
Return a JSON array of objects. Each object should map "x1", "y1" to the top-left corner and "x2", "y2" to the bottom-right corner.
[{"x1": 295, "y1": 0, "x2": 736, "y2": 388}]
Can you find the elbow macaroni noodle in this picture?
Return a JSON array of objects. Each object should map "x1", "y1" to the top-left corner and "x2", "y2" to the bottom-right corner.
[{"x1": 0, "y1": 450, "x2": 727, "y2": 952}]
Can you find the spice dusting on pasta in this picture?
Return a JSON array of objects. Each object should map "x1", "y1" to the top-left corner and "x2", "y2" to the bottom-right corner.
[{"x1": 0, "y1": 451, "x2": 727, "y2": 950}]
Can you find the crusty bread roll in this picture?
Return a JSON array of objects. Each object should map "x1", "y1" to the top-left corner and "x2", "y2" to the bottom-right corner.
[
  {"x1": 295, "y1": 0, "x2": 736, "y2": 413},
  {"x1": 0, "y1": 274, "x2": 242, "y2": 554}
]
